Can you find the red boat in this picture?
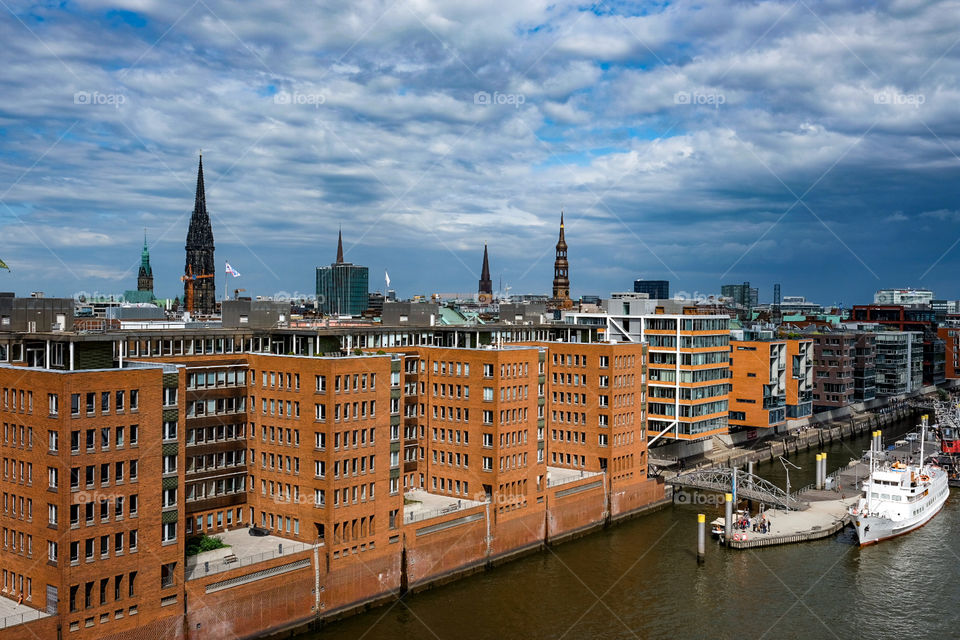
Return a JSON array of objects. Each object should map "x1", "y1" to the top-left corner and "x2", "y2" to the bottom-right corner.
[{"x1": 940, "y1": 425, "x2": 960, "y2": 454}]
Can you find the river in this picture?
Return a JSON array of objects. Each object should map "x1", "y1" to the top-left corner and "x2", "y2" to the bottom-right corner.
[{"x1": 307, "y1": 416, "x2": 958, "y2": 639}]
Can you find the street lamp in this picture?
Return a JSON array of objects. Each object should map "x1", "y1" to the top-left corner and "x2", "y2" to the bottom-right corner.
[{"x1": 779, "y1": 456, "x2": 801, "y2": 504}]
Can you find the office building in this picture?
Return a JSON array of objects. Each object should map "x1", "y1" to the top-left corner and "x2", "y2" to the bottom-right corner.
[
  {"x1": 633, "y1": 279, "x2": 669, "y2": 300},
  {"x1": 316, "y1": 230, "x2": 370, "y2": 317}
]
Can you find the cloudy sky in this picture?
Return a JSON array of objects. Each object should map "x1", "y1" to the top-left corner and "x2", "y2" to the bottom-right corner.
[{"x1": 1, "y1": 0, "x2": 959, "y2": 305}]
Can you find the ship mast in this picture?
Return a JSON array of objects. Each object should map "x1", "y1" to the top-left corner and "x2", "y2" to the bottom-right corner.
[{"x1": 919, "y1": 414, "x2": 927, "y2": 468}]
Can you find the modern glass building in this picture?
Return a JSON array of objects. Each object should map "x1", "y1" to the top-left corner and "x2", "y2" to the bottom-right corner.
[
  {"x1": 316, "y1": 230, "x2": 369, "y2": 316},
  {"x1": 633, "y1": 279, "x2": 669, "y2": 300}
]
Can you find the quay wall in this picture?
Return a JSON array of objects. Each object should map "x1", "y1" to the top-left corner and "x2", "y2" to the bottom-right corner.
[{"x1": 0, "y1": 476, "x2": 663, "y2": 640}]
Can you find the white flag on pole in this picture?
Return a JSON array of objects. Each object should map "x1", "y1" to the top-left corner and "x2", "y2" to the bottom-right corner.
[{"x1": 385, "y1": 270, "x2": 391, "y2": 288}]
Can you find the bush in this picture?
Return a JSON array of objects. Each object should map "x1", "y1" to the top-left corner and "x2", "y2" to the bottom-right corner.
[{"x1": 185, "y1": 535, "x2": 229, "y2": 556}]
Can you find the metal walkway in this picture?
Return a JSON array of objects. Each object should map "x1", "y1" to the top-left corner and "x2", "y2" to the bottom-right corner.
[{"x1": 667, "y1": 468, "x2": 808, "y2": 510}]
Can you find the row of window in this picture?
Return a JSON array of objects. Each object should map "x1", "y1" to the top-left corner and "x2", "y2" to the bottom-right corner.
[
  {"x1": 253, "y1": 423, "x2": 298, "y2": 446},
  {"x1": 70, "y1": 461, "x2": 138, "y2": 489},
  {"x1": 65, "y1": 390, "x2": 138, "y2": 417},
  {"x1": 2, "y1": 528, "x2": 32, "y2": 555},
  {"x1": 187, "y1": 450, "x2": 245, "y2": 475},
  {"x1": 1, "y1": 388, "x2": 33, "y2": 414},
  {"x1": 187, "y1": 422, "x2": 243, "y2": 445},
  {"x1": 66, "y1": 425, "x2": 139, "y2": 454},
  {"x1": 2, "y1": 457, "x2": 32, "y2": 484},
  {"x1": 432, "y1": 449, "x2": 468, "y2": 468},
  {"x1": 2, "y1": 423, "x2": 33, "y2": 448},
  {"x1": 64, "y1": 530, "x2": 138, "y2": 565},
  {"x1": 2, "y1": 492, "x2": 31, "y2": 520},
  {"x1": 186, "y1": 475, "x2": 245, "y2": 501},
  {"x1": 314, "y1": 373, "x2": 378, "y2": 393},
  {"x1": 68, "y1": 571, "x2": 137, "y2": 613},
  {"x1": 187, "y1": 368, "x2": 247, "y2": 390},
  {"x1": 188, "y1": 396, "x2": 245, "y2": 418}
]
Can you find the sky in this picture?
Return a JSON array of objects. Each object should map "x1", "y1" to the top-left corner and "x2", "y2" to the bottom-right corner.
[{"x1": 1, "y1": 0, "x2": 960, "y2": 306}]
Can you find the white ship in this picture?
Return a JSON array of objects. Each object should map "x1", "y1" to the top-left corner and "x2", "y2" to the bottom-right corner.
[{"x1": 850, "y1": 415, "x2": 950, "y2": 545}]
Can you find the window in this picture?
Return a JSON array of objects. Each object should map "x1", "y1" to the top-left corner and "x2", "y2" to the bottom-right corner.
[
  {"x1": 483, "y1": 387, "x2": 494, "y2": 402},
  {"x1": 161, "y1": 522, "x2": 176, "y2": 543},
  {"x1": 48, "y1": 541, "x2": 58, "y2": 563},
  {"x1": 48, "y1": 394, "x2": 59, "y2": 416},
  {"x1": 163, "y1": 388, "x2": 177, "y2": 407},
  {"x1": 483, "y1": 456, "x2": 493, "y2": 471},
  {"x1": 115, "y1": 391, "x2": 125, "y2": 412},
  {"x1": 70, "y1": 394, "x2": 80, "y2": 415},
  {"x1": 160, "y1": 563, "x2": 176, "y2": 588},
  {"x1": 48, "y1": 430, "x2": 58, "y2": 452},
  {"x1": 163, "y1": 422, "x2": 177, "y2": 441},
  {"x1": 101, "y1": 392, "x2": 110, "y2": 414},
  {"x1": 48, "y1": 504, "x2": 58, "y2": 526},
  {"x1": 130, "y1": 390, "x2": 138, "y2": 411},
  {"x1": 483, "y1": 364, "x2": 494, "y2": 377},
  {"x1": 48, "y1": 467, "x2": 58, "y2": 489}
]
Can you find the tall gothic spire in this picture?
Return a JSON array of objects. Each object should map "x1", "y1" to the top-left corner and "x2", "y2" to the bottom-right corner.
[
  {"x1": 336, "y1": 227, "x2": 344, "y2": 264},
  {"x1": 478, "y1": 243, "x2": 493, "y2": 301},
  {"x1": 184, "y1": 154, "x2": 216, "y2": 314}
]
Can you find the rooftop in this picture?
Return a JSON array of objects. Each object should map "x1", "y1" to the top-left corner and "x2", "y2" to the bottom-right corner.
[
  {"x1": 185, "y1": 527, "x2": 317, "y2": 580},
  {"x1": 404, "y1": 489, "x2": 486, "y2": 524}
]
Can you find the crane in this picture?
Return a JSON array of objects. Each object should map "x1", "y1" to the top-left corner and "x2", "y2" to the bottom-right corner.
[{"x1": 180, "y1": 265, "x2": 214, "y2": 314}]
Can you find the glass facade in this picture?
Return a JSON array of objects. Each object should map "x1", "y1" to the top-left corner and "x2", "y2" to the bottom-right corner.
[{"x1": 316, "y1": 264, "x2": 370, "y2": 316}]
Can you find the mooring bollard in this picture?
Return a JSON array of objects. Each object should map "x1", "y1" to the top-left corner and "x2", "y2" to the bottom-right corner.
[
  {"x1": 747, "y1": 460, "x2": 754, "y2": 479},
  {"x1": 724, "y1": 493, "x2": 733, "y2": 546},
  {"x1": 697, "y1": 513, "x2": 706, "y2": 563},
  {"x1": 821, "y1": 452, "x2": 827, "y2": 488},
  {"x1": 815, "y1": 453, "x2": 823, "y2": 490}
]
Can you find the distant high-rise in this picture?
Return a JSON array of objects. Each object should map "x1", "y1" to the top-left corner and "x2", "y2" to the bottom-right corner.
[
  {"x1": 633, "y1": 279, "x2": 669, "y2": 300},
  {"x1": 184, "y1": 155, "x2": 216, "y2": 314},
  {"x1": 551, "y1": 212, "x2": 572, "y2": 309},
  {"x1": 478, "y1": 244, "x2": 493, "y2": 304},
  {"x1": 721, "y1": 282, "x2": 758, "y2": 309},
  {"x1": 316, "y1": 229, "x2": 369, "y2": 316}
]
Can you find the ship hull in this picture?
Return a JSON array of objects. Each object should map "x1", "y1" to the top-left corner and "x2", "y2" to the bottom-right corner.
[{"x1": 852, "y1": 475, "x2": 949, "y2": 546}]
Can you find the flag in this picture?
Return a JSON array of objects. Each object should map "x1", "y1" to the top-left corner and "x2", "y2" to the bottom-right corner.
[
  {"x1": 225, "y1": 262, "x2": 241, "y2": 278},
  {"x1": 0, "y1": 257, "x2": 8, "y2": 270},
  {"x1": 385, "y1": 270, "x2": 391, "y2": 288}
]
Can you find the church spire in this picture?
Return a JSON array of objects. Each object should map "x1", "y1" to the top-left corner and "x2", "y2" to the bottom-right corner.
[
  {"x1": 184, "y1": 154, "x2": 216, "y2": 314},
  {"x1": 137, "y1": 229, "x2": 154, "y2": 294},
  {"x1": 194, "y1": 154, "x2": 206, "y2": 220},
  {"x1": 551, "y1": 211, "x2": 572, "y2": 309},
  {"x1": 336, "y1": 227, "x2": 344, "y2": 263},
  {"x1": 478, "y1": 243, "x2": 493, "y2": 302}
]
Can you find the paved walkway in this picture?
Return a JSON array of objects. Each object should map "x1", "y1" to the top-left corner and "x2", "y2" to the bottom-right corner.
[
  {"x1": 725, "y1": 497, "x2": 855, "y2": 548},
  {"x1": 0, "y1": 594, "x2": 48, "y2": 630}
]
